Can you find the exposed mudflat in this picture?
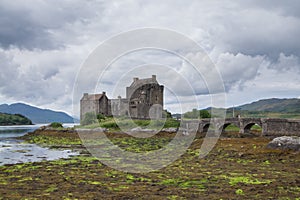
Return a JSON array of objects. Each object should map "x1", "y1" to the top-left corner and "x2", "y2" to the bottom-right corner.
[{"x1": 0, "y1": 129, "x2": 299, "y2": 199}]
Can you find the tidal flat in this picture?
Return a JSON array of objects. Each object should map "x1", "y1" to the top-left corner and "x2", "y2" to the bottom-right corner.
[{"x1": 0, "y1": 129, "x2": 299, "y2": 199}]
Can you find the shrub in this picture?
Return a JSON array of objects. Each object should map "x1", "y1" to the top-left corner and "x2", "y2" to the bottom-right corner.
[
  {"x1": 100, "y1": 121, "x2": 119, "y2": 129},
  {"x1": 49, "y1": 122, "x2": 63, "y2": 128},
  {"x1": 81, "y1": 112, "x2": 98, "y2": 125},
  {"x1": 200, "y1": 110, "x2": 211, "y2": 118},
  {"x1": 97, "y1": 113, "x2": 105, "y2": 122},
  {"x1": 162, "y1": 110, "x2": 172, "y2": 118},
  {"x1": 163, "y1": 118, "x2": 180, "y2": 128}
]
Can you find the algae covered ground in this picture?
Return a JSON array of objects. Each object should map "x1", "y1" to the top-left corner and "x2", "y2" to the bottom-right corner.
[{"x1": 0, "y1": 129, "x2": 299, "y2": 199}]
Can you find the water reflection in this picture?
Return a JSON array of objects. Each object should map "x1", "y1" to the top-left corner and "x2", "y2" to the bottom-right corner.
[
  {"x1": 0, "y1": 124, "x2": 79, "y2": 165},
  {"x1": 0, "y1": 124, "x2": 45, "y2": 138}
]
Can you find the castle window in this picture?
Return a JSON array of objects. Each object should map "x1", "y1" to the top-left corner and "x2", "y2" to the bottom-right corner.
[{"x1": 155, "y1": 96, "x2": 158, "y2": 101}]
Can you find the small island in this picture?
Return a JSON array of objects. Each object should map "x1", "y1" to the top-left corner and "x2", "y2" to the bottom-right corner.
[{"x1": 0, "y1": 112, "x2": 33, "y2": 126}]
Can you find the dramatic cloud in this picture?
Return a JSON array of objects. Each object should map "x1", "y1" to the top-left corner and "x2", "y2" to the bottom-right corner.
[
  {"x1": 216, "y1": 53, "x2": 266, "y2": 91},
  {"x1": 0, "y1": 0, "x2": 299, "y2": 116},
  {"x1": 0, "y1": 0, "x2": 101, "y2": 49}
]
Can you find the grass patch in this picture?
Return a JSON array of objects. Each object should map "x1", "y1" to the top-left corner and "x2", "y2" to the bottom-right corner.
[
  {"x1": 111, "y1": 137, "x2": 171, "y2": 152},
  {"x1": 44, "y1": 185, "x2": 58, "y2": 193},
  {"x1": 224, "y1": 124, "x2": 240, "y2": 132},
  {"x1": 76, "y1": 117, "x2": 179, "y2": 131},
  {"x1": 26, "y1": 135, "x2": 81, "y2": 146},
  {"x1": 235, "y1": 188, "x2": 244, "y2": 195},
  {"x1": 222, "y1": 174, "x2": 272, "y2": 186}
]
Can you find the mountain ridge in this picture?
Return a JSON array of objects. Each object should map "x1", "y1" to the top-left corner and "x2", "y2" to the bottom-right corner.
[
  {"x1": 0, "y1": 103, "x2": 75, "y2": 124},
  {"x1": 179, "y1": 98, "x2": 300, "y2": 119},
  {"x1": 236, "y1": 98, "x2": 300, "y2": 113}
]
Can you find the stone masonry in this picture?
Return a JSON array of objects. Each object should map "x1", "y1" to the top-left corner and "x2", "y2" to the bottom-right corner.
[
  {"x1": 80, "y1": 75, "x2": 164, "y2": 122},
  {"x1": 181, "y1": 118, "x2": 300, "y2": 137}
]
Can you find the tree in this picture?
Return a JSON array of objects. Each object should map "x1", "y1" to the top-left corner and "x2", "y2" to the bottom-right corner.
[
  {"x1": 200, "y1": 110, "x2": 211, "y2": 118},
  {"x1": 162, "y1": 110, "x2": 172, "y2": 118},
  {"x1": 184, "y1": 109, "x2": 211, "y2": 119}
]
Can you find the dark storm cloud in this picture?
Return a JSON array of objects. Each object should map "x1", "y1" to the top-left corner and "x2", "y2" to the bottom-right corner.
[
  {"x1": 209, "y1": 1, "x2": 300, "y2": 60},
  {"x1": 0, "y1": 0, "x2": 101, "y2": 50},
  {"x1": 0, "y1": 6, "x2": 50, "y2": 49}
]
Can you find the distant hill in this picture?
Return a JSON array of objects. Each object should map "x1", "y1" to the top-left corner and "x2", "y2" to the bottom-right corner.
[
  {"x1": 0, "y1": 103, "x2": 75, "y2": 124},
  {"x1": 237, "y1": 98, "x2": 300, "y2": 113},
  {"x1": 0, "y1": 112, "x2": 33, "y2": 126},
  {"x1": 183, "y1": 98, "x2": 300, "y2": 119}
]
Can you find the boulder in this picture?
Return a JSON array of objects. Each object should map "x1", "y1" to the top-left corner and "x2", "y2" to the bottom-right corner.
[{"x1": 267, "y1": 136, "x2": 300, "y2": 151}]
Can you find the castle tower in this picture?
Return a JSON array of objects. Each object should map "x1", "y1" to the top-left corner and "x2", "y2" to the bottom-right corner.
[{"x1": 80, "y1": 75, "x2": 164, "y2": 123}]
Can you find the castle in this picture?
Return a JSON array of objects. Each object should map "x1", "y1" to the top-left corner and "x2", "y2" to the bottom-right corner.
[{"x1": 80, "y1": 75, "x2": 164, "y2": 122}]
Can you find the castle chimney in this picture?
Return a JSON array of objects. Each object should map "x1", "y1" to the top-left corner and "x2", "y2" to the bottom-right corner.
[
  {"x1": 133, "y1": 77, "x2": 139, "y2": 82},
  {"x1": 152, "y1": 75, "x2": 156, "y2": 81},
  {"x1": 102, "y1": 91, "x2": 106, "y2": 95},
  {"x1": 84, "y1": 93, "x2": 88, "y2": 97}
]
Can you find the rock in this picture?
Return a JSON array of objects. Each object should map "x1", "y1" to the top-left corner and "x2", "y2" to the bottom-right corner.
[
  {"x1": 130, "y1": 127, "x2": 142, "y2": 132},
  {"x1": 39, "y1": 125, "x2": 56, "y2": 131},
  {"x1": 267, "y1": 136, "x2": 300, "y2": 151},
  {"x1": 161, "y1": 128, "x2": 178, "y2": 133},
  {"x1": 38, "y1": 126, "x2": 47, "y2": 131},
  {"x1": 182, "y1": 130, "x2": 189, "y2": 136},
  {"x1": 75, "y1": 128, "x2": 91, "y2": 132},
  {"x1": 92, "y1": 127, "x2": 107, "y2": 132},
  {"x1": 130, "y1": 127, "x2": 155, "y2": 133},
  {"x1": 75, "y1": 127, "x2": 107, "y2": 132}
]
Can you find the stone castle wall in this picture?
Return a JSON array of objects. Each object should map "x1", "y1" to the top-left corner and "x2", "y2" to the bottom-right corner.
[{"x1": 80, "y1": 75, "x2": 164, "y2": 121}]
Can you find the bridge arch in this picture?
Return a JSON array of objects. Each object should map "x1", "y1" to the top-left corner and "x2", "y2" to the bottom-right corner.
[
  {"x1": 219, "y1": 122, "x2": 240, "y2": 133},
  {"x1": 202, "y1": 123, "x2": 210, "y2": 133},
  {"x1": 215, "y1": 122, "x2": 240, "y2": 137},
  {"x1": 190, "y1": 118, "x2": 300, "y2": 138},
  {"x1": 242, "y1": 122, "x2": 262, "y2": 136}
]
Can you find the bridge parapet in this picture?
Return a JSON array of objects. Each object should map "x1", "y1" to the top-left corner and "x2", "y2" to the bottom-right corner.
[
  {"x1": 180, "y1": 117, "x2": 300, "y2": 137},
  {"x1": 261, "y1": 118, "x2": 300, "y2": 136}
]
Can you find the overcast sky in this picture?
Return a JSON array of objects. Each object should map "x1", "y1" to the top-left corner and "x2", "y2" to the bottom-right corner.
[{"x1": 0, "y1": 0, "x2": 299, "y2": 117}]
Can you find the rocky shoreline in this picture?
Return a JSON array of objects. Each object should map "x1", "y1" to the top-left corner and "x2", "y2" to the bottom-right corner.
[{"x1": 0, "y1": 128, "x2": 298, "y2": 199}]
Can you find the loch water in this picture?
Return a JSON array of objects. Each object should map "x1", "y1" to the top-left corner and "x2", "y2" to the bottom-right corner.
[{"x1": 0, "y1": 124, "x2": 79, "y2": 165}]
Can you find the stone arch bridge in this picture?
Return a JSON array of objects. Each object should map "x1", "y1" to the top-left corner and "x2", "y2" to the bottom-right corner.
[{"x1": 182, "y1": 118, "x2": 300, "y2": 137}]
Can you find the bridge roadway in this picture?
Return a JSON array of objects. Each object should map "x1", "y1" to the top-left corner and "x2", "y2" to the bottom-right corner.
[{"x1": 181, "y1": 117, "x2": 300, "y2": 136}]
